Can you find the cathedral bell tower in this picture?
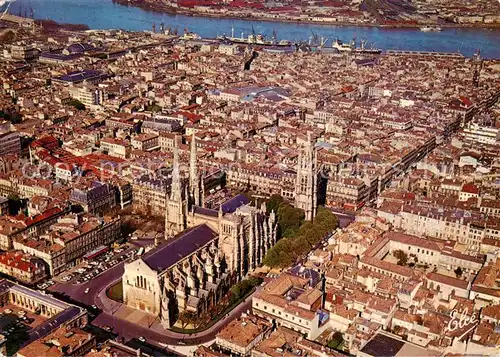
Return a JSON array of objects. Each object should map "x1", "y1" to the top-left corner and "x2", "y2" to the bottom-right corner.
[
  {"x1": 164, "y1": 140, "x2": 187, "y2": 239},
  {"x1": 294, "y1": 133, "x2": 318, "y2": 221},
  {"x1": 189, "y1": 132, "x2": 202, "y2": 207}
]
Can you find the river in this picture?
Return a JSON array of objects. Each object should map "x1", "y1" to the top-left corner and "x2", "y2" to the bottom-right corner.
[{"x1": 7, "y1": 0, "x2": 500, "y2": 58}]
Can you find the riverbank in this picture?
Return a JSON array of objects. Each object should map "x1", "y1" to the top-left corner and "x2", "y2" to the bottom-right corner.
[
  {"x1": 113, "y1": 0, "x2": 500, "y2": 30},
  {"x1": 9, "y1": 0, "x2": 500, "y2": 57},
  {"x1": 37, "y1": 19, "x2": 90, "y2": 31}
]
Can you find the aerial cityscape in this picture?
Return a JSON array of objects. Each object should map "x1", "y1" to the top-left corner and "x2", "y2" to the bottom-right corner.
[{"x1": 0, "y1": 0, "x2": 499, "y2": 356}]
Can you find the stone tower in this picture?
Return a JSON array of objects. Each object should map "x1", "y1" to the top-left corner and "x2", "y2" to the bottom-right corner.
[
  {"x1": 165, "y1": 139, "x2": 187, "y2": 239},
  {"x1": 294, "y1": 134, "x2": 317, "y2": 221},
  {"x1": 189, "y1": 132, "x2": 201, "y2": 206}
]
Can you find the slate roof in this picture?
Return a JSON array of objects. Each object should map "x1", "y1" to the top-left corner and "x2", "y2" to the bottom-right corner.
[
  {"x1": 70, "y1": 181, "x2": 112, "y2": 204},
  {"x1": 40, "y1": 52, "x2": 82, "y2": 61},
  {"x1": 220, "y1": 194, "x2": 249, "y2": 214},
  {"x1": 142, "y1": 224, "x2": 217, "y2": 273},
  {"x1": 0, "y1": 279, "x2": 84, "y2": 347},
  {"x1": 24, "y1": 307, "x2": 82, "y2": 346},
  {"x1": 54, "y1": 69, "x2": 103, "y2": 83},
  {"x1": 193, "y1": 206, "x2": 218, "y2": 217},
  {"x1": 360, "y1": 333, "x2": 405, "y2": 357},
  {"x1": 65, "y1": 43, "x2": 95, "y2": 54}
]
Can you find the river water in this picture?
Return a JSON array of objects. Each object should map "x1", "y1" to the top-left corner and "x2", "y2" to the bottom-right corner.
[{"x1": 7, "y1": 0, "x2": 500, "y2": 57}]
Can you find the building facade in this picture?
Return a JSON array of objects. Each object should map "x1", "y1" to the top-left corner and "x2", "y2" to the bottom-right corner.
[
  {"x1": 0, "y1": 121, "x2": 21, "y2": 156},
  {"x1": 70, "y1": 181, "x2": 117, "y2": 215},
  {"x1": 0, "y1": 251, "x2": 47, "y2": 285},
  {"x1": 13, "y1": 214, "x2": 121, "y2": 275}
]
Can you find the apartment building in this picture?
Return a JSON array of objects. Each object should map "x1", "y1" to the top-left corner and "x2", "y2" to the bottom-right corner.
[
  {"x1": 252, "y1": 274, "x2": 327, "y2": 340},
  {"x1": 100, "y1": 137, "x2": 131, "y2": 159},
  {"x1": 462, "y1": 122, "x2": 499, "y2": 145},
  {"x1": 0, "y1": 250, "x2": 47, "y2": 285},
  {"x1": 131, "y1": 133, "x2": 159, "y2": 152},
  {"x1": 10, "y1": 45, "x2": 39, "y2": 60},
  {"x1": 215, "y1": 315, "x2": 272, "y2": 356},
  {"x1": 326, "y1": 176, "x2": 371, "y2": 211},
  {"x1": 68, "y1": 85, "x2": 106, "y2": 107},
  {"x1": 0, "y1": 121, "x2": 21, "y2": 156},
  {"x1": 132, "y1": 175, "x2": 169, "y2": 216},
  {"x1": 13, "y1": 213, "x2": 121, "y2": 275},
  {"x1": 69, "y1": 180, "x2": 116, "y2": 215},
  {"x1": 0, "y1": 197, "x2": 8, "y2": 215},
  {"x1": 17, "y1": 327, "x2": 96, "y2": 357},
  {"x1": 379, "y1": 201, "x2": 500, "y2": 249}
]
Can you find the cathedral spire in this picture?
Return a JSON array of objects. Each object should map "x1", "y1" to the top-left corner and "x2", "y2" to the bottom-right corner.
[
  {"x1": 170, "y1": 138, "x2": 181, "y2": 201},
  {"x1": 189, "y1": 132, "x2": 200, "y2": 206},
  {"x1": 189, "y1": 132, "x2": 197, "y2": 181}
]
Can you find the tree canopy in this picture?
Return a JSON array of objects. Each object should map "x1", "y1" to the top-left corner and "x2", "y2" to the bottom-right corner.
[
  {"x1": 394, "y1": 250, "x2": 409, "y2": 266},
  {"x1": 0, "y1": 110, "x2": 22, "y2": 124},
  {"x1": 68, "y1": 99, "x2": 85, "y2": 111},
  {"x1": 229, "y1": 276, "x2": 262, "y2": 303},
  {"x1": 146, "y1": 103, "x2": 162, "y2": 112},
  {"x1": 263, "y1": 197, "x2": 339, "y2": 269}
]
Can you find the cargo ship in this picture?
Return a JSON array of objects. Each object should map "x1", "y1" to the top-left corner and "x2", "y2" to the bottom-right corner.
[
  {"x1": 181, "y1": 28, "x2": 202, "y2": 40},
  {"x1": 217, "y1": 27, "x2": 293, "y2": 47},
  {"x1": 420, "y1": 26, "x2": 442, "y2": 32},
  {"x1": 331, "y1": 38, "x2": 382, "y2": 54}
]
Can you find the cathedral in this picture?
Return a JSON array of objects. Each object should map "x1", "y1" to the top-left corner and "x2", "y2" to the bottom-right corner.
[{"x1": 122, "y1": 134, "x2": 277, "y2": 327}]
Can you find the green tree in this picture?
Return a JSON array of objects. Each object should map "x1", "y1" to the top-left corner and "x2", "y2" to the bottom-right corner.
[
  {"x1": 394, "y1": 250, "x2": 408, "y2": 266},
  {"x1": 229, "y1": 277, "x2": 262, "y2": 303},
  {"x1": 68, "y1": 99, "x2": 85, "y2": 111},
  {"x1": 266, "y1": 194, "x2": 284, "y2": 214},
  {"x1": 277, "y1": 204, "x2": 304, "y2": 237},
  {"x1": 146, "y1": 103, "x2": 162, "y2": 112},
  {"x1": 263, "y1": 196, "x2": 340, "y2": 269},
  {"x1": 327, "y1": 331, "x2": 344, "y2": 349}
]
